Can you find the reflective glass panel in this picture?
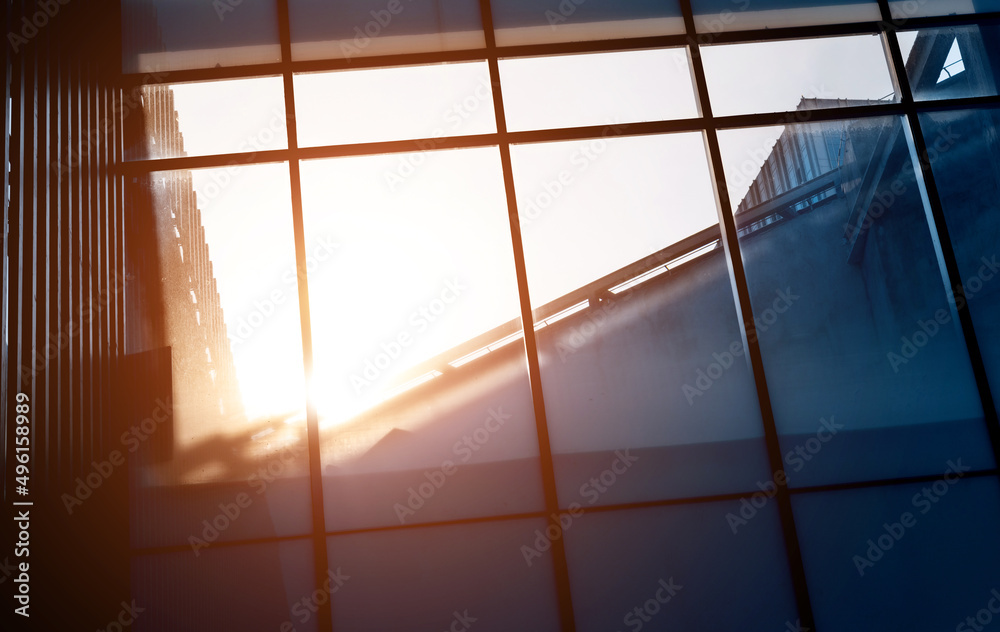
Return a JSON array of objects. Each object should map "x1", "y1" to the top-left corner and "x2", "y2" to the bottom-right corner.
[
  {"x1": 499, "y1": 48, "x2": 698, "y2": 132},
  {"x1": 900, "y1": 26, "x2": 1000, "y2": 101},
  {"x1": 327, "y1": 519, "x2": 560, "y2": 630},
  {"x1": 131, "y1": 163, "x2": 311, "y2": 548},
  {"x1": 691, "y1": 0, "x2": 880, "y2": 33},
  {"x1": 122, "y1": 0, "x2": 281, "y2": 73},
  {"x1": 491, "y1": 0, "x2": 683, "y2": 47},
  {"x1": 133, "y1": 78, "x2": 288, "y2": 161},
  {"x1": 889, "y1": 0, "x2": 1000, "y2": 19},
  {"x1": 294, "y1": 62, "x2": 495, "y2": 147},
  {"x1": 299, "y1": 147, "x2": 546, "y2": 530},
  {"x1": 920, "y1": 107, "x2": 1000, "y2": 418},
  {"x1": 794, "y1": 476, "x2": 1000, "y2": 630},
  {"x1": 289, "y1": 0, "x2": 484, "y2": 61},
  {"x1": 564, "y1": 503, "x2": 798, "y2": 631},
  {"x1": 720, "y1": 116, "x2": 994, "y2": 487},
  {"x1": 512, "y1": 133, "x2": 773, "y2": 504},
  {"x1": 701, "y1": 35, "x2": 896, "y2": 116},
  {"x1": 132, "y1": 540, "x2": 316, "y2": 632}
]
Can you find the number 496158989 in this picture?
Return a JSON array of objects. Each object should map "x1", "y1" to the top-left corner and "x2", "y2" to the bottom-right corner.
[{"x1": 14, "y1": 393, "x2": 30, "y2": 492}]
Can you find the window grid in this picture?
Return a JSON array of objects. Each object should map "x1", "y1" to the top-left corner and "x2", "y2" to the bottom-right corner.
[{"x1": 117, "y1": 2, "x2": 1000, "y2": 631}]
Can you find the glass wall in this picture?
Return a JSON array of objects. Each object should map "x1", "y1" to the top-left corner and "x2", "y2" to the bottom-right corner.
[{"x1": 121, "y1": 1, "x2": 1000, "y2": 630}]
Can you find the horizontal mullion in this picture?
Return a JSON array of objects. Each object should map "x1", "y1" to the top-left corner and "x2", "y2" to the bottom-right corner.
[
  {"x1": 712, "y1": 102, "x2": 907, "y2": 129},
  {"x1": 117, "y1": 148, "x2": 292, "y2": 175},
  {"x1": 119, "y1": 10, "x2": 1000, "y2": 88},
  {"x1": 785, "y1": 468, "x2": 998, "y2": 496},
  {"x1": 125, "y1": 465, "x2": 999, "y2": 556},
  {"x1": 115, "y1": 93, "x2": 1000, "y2": 176},
  {"x1": 494, "y1": 34, "x2": 691, "y2": 58},
  {"x1": 117, "y1": 134, "x2": 502, "y2": 174},
  {"x1": 506, "y1": 118, "x2": 706, "y2": 143},
  {"x1": 119, "y1": 63, "x2": 286, "y2": 89},
  {"x1": 566, "y1": 469, "x2": 1000, "y2": 515},
  {"x1": 689, "y1": 12, "x2": 1000, "y2": 43},
  {"x1": 696, "y1": 19, "x2": 881, "y2": 44},
  {"x1": 884, "y1": 11, "x2": 1000, "y2": 30},
  {"x1": 118, "y1": 37, "x2": 694, "y2": 87},
  {"x1": 908, "y1": 93, "x2": 1000, "y2": 113},
  {"x1": 129, "y1": 531, "x2": 315, "y2": 557},
  {"x1": 294, "y1": 133, "x2": 498, "y2": 159},
  {"x1": 290, "y1": 47, "x2": 491, "y2": 73}
]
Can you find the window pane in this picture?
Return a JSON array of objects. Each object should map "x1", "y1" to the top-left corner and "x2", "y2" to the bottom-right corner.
[
  {"x1": 564, "y1": 503, "x2": 798, "y2": 631},
  {"x1": 901, "y1": 26, "x2": 1000, "y2": 101},
  {"x1": 134, "y1": 78, "x2": 288, "y2": 161},
  {"x1": 920, "y1": 107, "x2": 1000, "y2": 418},
  {"x1": 719, "y1": 116, "x2": 994, "y2": 487},
  {"x1": 890, "y1": 0, "x2": 1000, "y2": 19},
  {"x1": 122, "y1": 0, "x2": 281, "y2": 74},
  {"x1": 133, "y1": 540, "x2": 316, "y2": 632},
  {"x1": 299, "y1": 148, "x2": 546, "y2": 530},
  {"x1": 499, "y1": 48, "x2": 698, "y2": 132},
  {"x1": 537, "y1": 249, "x2": 775, "y2": 505},
  {"x1": 289, "y1": 0, "x2": 484, "y2": 61},
  {"x1": 512, "y1": 133, "x2": 719, "y2": 306},
  {"x1": 691, "y1": 0, "x2": 880, "y2": 33},
  {"x1": 294, "y1": 62, "x2": 495, "y2": 147},
  {"x1": 512, "y1": 133, "x2": 773, "y2": 504},
  {"x1": 793, "y1": 476, "x2": 1000, "y2": 631},
  {"x1": 491, "y1": 0, "x2": 683, "y2": 47},
  {"x1": 327, "y1": 519, "x2": 560, "y2": 631},
  {"x1": 131, "y1": 164, "x2": 312, "y2": 548},
  {"x1": 701, "y1": 35, "x2": 896, "y2": 116}
]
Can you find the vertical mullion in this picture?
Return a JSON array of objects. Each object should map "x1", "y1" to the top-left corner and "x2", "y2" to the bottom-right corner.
[
  {"x1": 677, "y1": 1, "x2": 818, "y2": 629},
  {"x1": 876, "y1": 0, "x2": 1000, "y2": 468},
  {"x1": 77, "y1": 59, "x2": 88, "y2": 474},
  {"x1": 99, "y1": 77, "x2": 111, "y2": 456},
  {"x1": 275, "y1": 2, "x2": 335, "y2": 632},
  {"x1": 23, "y1": 30, "x2": 39, "y2": 495},
  {"x1": 46, "y1": 37, "x2": 57, "y2": 483},
  {"x1": 35, "y1": 27, "x2": 51, "y2": 490},
  {"x1": 477, "y1": 2, "x2": 577, "y2": 631},
  {"x1": 93, "y1": 73, "x2": 104, "y2": 457},
  {"x1": 90, "y1": 59, "x2": 101, "y2": 463},
  {"x1": 70, "y1": 57, "x2": 81, "y2": 480},
  {"x1": 82, "y1": 59, "x2": 93, "y2": 466},
  {"x1": 112, "y1": 69, "x2": 126, "y2": 453},
  {"x1": 58, "y1": 54, "x2": 71, "y2": 487}
]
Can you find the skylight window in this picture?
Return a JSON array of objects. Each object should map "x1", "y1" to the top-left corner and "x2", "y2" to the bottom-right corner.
[{"x1": 937, "y1": 37, "x2": 966, "y2": 83}]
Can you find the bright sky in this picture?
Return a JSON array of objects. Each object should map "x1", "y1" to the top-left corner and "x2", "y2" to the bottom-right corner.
[{"x1": 164, "y1": 34, "x2": 904, "y2": 427}]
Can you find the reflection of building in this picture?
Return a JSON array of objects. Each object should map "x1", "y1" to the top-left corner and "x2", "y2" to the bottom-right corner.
[
  {"x1": 735, "y1": 99, "x2": 856, "y2": 219},
  {"x1": 732, "y1": 98, "x2": 889, "y2": 238},
  {"x1": 141, "y1": 84, "x2": 246, "y2": 438}
]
